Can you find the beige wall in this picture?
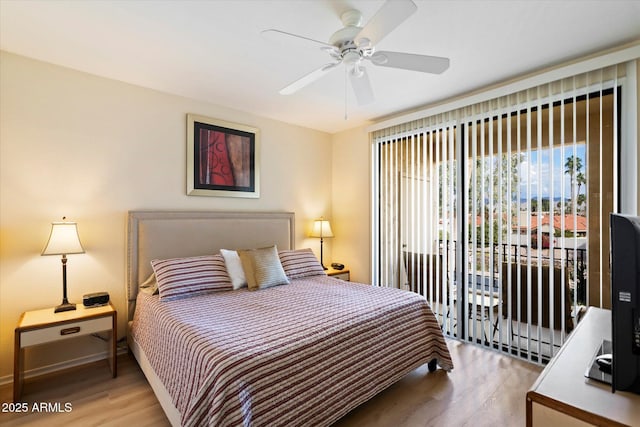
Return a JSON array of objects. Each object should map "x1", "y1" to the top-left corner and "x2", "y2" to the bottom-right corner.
[
  {"x1": 0, "y1": 52, "x2": 333, "y2": 380},
  {"x1": 331, "y1": 126, "x2": 371, "y2": 284}
]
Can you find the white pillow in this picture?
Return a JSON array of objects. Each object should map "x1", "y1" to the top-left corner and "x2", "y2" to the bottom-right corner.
[{"x1": 220, "y1": 249, "x2": 247, "y2": 290}]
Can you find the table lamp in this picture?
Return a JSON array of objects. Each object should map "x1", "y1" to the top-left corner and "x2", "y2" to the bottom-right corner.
[
  {"x1": 310, "y1": 217, "x2": 334, "y2": 270},
  {"x1": 42, "y1": 218, "x2": 85, "y2": 313}
]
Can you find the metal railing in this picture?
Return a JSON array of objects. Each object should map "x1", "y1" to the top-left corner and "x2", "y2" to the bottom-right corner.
[
  {"x1": 435, "y1": 240, "x2": 587, "y2": 303},
  {"x1": 403, "y1": 240, "x2": 587, "y2": 362}
]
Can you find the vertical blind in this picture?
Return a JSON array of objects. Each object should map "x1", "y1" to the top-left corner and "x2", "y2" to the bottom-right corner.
[{"x1": 372, "y1": 64, "x2": 626, "y2": 362}]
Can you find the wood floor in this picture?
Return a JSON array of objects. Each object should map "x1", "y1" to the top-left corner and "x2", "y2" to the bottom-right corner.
[{"x1": 0, "y1": 340, "x2": 542, "y2": 427}]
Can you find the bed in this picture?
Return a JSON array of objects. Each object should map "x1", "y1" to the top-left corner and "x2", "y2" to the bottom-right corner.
[{"x1": 126, "y1": 210, "x2": 453, "y2": 427}]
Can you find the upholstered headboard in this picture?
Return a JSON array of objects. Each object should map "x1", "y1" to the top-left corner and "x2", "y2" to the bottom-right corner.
[{"x1": 126, "y1": 210, "x2": 295, "y2": 320}]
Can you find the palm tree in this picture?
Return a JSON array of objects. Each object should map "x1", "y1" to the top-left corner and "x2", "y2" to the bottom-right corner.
[
  {"x1": 565, "y1": 155, "x2": 584, "y2": 212},
  {"x1": 576, "y1": 170, "x2": 586, "y2": 193},
  {"x1": 576, "y1": 171, "x2": 586, "y2": 212}
]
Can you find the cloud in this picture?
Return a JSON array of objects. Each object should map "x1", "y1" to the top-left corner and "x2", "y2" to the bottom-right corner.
[{"x1": 517, "y1": 147, "x2": 583, "y2": 199}]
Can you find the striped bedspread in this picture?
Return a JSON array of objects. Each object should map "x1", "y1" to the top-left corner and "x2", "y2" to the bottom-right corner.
[{"x1": 131, "y1": 275, "x2": 453, "y2": 427}]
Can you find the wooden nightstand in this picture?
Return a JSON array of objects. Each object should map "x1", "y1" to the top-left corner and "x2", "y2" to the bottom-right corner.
[
  {"x1": 14, "y1": 302, "x2": 117, "y2": 401},
  {"x1": 327, "y1": 267, "x2": 350, "y2": 281}
]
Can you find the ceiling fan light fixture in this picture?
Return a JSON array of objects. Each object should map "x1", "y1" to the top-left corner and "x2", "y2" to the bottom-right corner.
[{"x1": 342, "y1": 49, "x2": 361, "y2": 66}]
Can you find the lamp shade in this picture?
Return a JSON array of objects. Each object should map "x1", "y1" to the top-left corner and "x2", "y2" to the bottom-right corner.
[
  {"x1": 310, "y1": 219, "x2": 334, "y2": 238},
  {"x1": 42, "y1": 221, "x2": 85, "y2": 256}
]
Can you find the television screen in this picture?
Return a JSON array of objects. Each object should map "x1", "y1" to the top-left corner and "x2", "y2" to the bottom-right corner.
[{"x1": 609, "y1": 213, "x2": 640, "y2": 394}]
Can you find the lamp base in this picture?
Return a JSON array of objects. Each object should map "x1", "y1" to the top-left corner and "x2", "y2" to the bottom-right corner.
[{"x1": 54, "y1": 302, "x2": 76, "y2": 313}]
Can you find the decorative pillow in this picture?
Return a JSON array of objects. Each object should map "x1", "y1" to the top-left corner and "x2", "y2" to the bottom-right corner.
[
  {"x1": 150, "y1": 254, "x2": 232, "y2": 301},
  {"x1": 220, "y1": 249, "x2": 247, "y2": 290},
  {"x1": 139, "y1": 272, "x2": 158, "y2": 295},
  {"x1": 278, "y1": 248, "x2": 326, "y2": 279},
  {"x1": 237, "y1": 245, "x2": 290, "y2": 291}
]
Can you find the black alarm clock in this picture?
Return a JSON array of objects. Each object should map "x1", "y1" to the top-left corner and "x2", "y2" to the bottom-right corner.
[{"x1": 83, "y1": 292, "x2": 110, "y2": 307}]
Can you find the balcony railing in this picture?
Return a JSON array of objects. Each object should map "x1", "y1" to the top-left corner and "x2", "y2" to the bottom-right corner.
[
  {"x1": 433, "y1": 240, "x2": 587, "y2": 304},
  {"x1": 404, "y1": 241, "x2": 587, "y2": 362}
]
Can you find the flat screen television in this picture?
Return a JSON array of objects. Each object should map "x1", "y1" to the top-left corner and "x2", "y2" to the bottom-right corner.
[{"x1": 610, "y1": 213, "x2": 640, "y2": 394}]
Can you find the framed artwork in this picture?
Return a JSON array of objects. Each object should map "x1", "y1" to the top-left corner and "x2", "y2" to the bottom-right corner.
[{"x1": 187, "y1": 114, "x2": 260, "y2": 198}]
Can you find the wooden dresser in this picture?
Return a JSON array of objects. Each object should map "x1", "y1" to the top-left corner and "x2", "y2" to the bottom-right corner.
[{"x1": 526, "y1": 307, "x2": 640, "y2": 426}]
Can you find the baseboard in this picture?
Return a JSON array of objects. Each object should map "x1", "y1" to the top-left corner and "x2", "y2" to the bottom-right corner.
[{"x1": 0, "y1": 347, "x2": 128, "y2": 387}]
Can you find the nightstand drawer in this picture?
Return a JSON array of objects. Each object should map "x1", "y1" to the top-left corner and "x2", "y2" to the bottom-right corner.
[{"x1": 20, "y1": 316, "x2": 112, "y2": 347}]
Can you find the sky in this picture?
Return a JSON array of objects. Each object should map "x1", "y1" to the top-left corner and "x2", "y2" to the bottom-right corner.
[{"x1": 518, "y1": 144, "x2": 586, "y2": 200}]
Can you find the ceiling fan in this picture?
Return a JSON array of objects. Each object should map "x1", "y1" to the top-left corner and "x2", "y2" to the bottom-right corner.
[{"x1": 262, "y1": 0, "x2": 450, "y2": 106}]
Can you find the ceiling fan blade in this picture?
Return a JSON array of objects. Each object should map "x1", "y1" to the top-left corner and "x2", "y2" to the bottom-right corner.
[
  {"x1": 369, "y1": 51, "x2": 450, "y2": 74},
  {"x1": 355, "y1": 0, "x2": 417, "y2": 47},
  {"x1": 261, "y1": 29, "x2": 339, "y2": 55},
  {"x1": 349, "y1": 67, "x2": 374, "y2": 105},
  {"x1": 280, "y1": 62, "x2": 341, "y2": 95}
]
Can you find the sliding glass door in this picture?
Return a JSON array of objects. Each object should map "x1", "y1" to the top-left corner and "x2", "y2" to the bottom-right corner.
[
  {"x1": 372, "y1": 65, "x2": 627, "y2": 362},
  {"x1": 373, "y1": 116, "x2": 459, "y2": 336}
]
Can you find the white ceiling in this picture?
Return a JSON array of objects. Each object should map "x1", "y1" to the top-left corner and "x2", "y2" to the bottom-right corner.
[{"x1": 1, "y1": 0, "x2": 639, "y2": 134}]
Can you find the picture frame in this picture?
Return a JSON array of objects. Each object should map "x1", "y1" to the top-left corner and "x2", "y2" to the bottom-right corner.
[{"x1": 187, "y1": 114, "x2": 260, "y2": 198}]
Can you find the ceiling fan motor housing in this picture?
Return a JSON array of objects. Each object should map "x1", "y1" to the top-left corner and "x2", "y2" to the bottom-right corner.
[{"x1": 329, "y1": 10, "x2": 375, "y2": 67}]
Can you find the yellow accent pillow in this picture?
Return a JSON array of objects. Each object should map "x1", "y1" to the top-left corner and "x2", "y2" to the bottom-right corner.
[{"x1": 238, "y1": 245, "x2": 290, "y2": 290}]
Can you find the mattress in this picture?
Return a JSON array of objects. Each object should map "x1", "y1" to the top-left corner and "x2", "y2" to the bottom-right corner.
[{"x1": 130, "y1": 275, "x2": 453, "y2": 427}]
